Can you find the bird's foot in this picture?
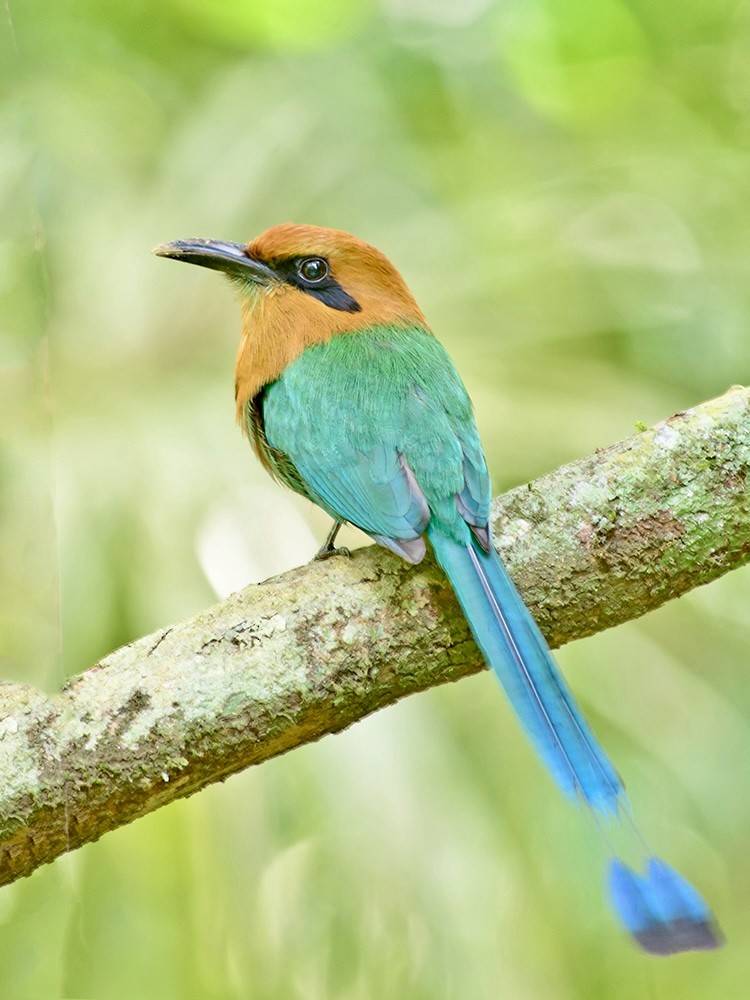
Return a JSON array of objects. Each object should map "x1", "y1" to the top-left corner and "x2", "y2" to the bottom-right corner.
[
  {"x1": 314, "y1": 543, "x2": 352, "y2": 562},
  {"x1": 313, "y1": 519, "x2": 350, "y2": 561}
]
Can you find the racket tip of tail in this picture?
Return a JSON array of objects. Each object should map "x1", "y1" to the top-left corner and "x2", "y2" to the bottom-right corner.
[
  {"x1": 608, "y1": 857, "x2": 723, "y2": 956},
  {"x1": 632, "y1": 918, "x2": 723, "y2": 956}
]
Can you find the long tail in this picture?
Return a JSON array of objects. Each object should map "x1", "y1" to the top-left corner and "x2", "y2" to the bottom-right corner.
[{"x1": 428, "y1": 528, "x2": 721, "y2": 954}]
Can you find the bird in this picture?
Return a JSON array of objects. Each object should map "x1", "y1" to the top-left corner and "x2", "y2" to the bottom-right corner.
[{"x1": 154, "y1": 223, "x2": 721, "y2": 954}]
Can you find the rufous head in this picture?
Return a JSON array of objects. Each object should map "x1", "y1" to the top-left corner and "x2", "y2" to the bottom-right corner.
[{"x1": 154, "y1": 223, "x2": 428, "y2": 416}]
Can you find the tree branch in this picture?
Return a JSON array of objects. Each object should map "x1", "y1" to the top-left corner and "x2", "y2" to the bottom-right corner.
[{"x1": 2, "y1": 386, "x2": 749, "y2": 886}]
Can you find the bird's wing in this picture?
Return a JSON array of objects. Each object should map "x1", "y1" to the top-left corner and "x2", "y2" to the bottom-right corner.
[
  {"x1": 294, "y1": 439, "x2": 431, "y2": 550},
  {"x1": 455, "y1": 423, "x2": 492, "y2": 533},
  {"x1": 261, "y1": 325, "x2": 491, "y2": 558},
  {"x1": 263, "y1": 378, "x2": 431, "y2": 558}
]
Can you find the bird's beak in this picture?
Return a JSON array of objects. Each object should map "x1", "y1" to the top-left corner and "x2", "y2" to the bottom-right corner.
[{"x1": 152, "y1": 239, "x2": 277, "y2": 284}]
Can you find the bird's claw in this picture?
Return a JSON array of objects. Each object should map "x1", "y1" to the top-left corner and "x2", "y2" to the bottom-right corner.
[
  {"x1": 314, "y1": 544, "x2": 351, "y2": 562},
  {"x1": 314, "y1": 519, "x2": 348, "y2": 561}
]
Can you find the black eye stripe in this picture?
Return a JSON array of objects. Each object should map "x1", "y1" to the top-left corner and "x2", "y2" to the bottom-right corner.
[
  {"x1": 303, "y1": 282, "x2": 362, "y2": 313},
  {"x1": 272, "y1": 256, "x2": 362, "y2": 313}
]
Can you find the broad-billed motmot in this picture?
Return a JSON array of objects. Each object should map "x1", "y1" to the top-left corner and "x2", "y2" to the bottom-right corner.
[{"x1": 155, "y1": 224, "x2": 721, "y2": 954}]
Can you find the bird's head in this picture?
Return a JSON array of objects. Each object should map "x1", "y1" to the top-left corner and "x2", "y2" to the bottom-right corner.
[{"x1": 154, "y1": 223, "x2": 428, "y2": 415}]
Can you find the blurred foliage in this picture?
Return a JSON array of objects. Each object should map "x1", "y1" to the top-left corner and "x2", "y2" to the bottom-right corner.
[{"x1": 2, "y1": 0, "x2": 750, "y2": 996}]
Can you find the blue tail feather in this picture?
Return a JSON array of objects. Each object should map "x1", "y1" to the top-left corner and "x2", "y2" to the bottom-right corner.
[
  {"x1": 428, "y1": 529, "x2": 623, "y2": 814},
  {"x1": 609, "y1": 858, "x2": 721, "y2": 955},
  {"x1": 428, "y1": 529, "x2": 722, "y2": 954}
]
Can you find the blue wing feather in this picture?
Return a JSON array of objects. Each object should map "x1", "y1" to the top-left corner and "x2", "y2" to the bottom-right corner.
[{"x1": 278, "y1": 440, "x2": 430, "y2": 542}]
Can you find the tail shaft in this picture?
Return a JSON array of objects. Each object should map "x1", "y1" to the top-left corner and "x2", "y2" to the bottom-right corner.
[{"x1": 428, "y1": 528, "x2": 622, "y2": 814}]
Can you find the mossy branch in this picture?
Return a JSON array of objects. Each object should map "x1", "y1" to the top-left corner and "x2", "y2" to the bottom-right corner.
[{"x1": 2, "y1": 387, "x2": 750, "y2": 887}]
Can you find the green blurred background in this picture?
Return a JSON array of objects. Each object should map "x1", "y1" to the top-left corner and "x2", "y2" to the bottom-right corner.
[{"x1": 2, "y1": 0, "x2": 749, "y2": 996}]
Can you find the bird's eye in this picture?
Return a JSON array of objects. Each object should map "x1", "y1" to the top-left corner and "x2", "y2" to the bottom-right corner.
[{"x1": 297, "y1": 257, "x2": 329, "y2": 284}]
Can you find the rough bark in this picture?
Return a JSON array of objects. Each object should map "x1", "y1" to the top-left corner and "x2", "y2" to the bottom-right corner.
[{"x1": 1, "y1": 386, "x2": 749, "y2": 886}]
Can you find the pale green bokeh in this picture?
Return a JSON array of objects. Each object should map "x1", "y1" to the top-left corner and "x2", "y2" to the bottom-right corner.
[{"x1": 1, "y1": 0, "x2": 749, "y2": 996}]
